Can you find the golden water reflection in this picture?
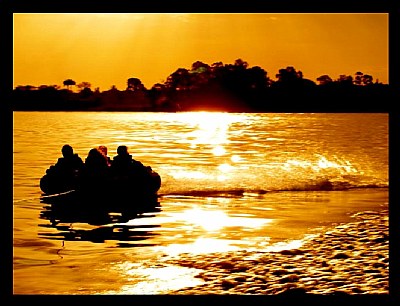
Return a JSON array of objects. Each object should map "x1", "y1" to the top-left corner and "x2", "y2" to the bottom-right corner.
[
  {"x1": 109, "y1": 264, "x2": 204, "y2": 294},
  {"x1": 180, "y1": 111, "x2": 244, "y2": 147},
  {"x1": 212, "y1": 145, "x2": 226, "y2": 156},
  {"x1": 283, "y1": 155, "x2": 358, "y2": 174},
  {"x1": 264, "y1": 239, "x2": 306, "y2": 252},
  {"x1": 107, "y1": 235, "x2": 314, "y2": 294},
  {"x1": 160, "y1": 237, "x2": 242, "y2": 256},
  {"x1": 173, "y1": 208, "x2": 272, "y2": 232},
  {"x1": 152, "y1": 208, "x2": 274, "y2": 258},
  {"x1": 170, "y1": 111, "x2": 246, "y2": 183}
]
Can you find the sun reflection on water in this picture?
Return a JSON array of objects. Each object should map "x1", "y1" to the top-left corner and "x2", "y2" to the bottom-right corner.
[
  {"x1": 159, "y1": 237, "x2": 242, "y2": 257},
  {"x1": 218, "y1": 163, "x2": 234, "y2": 172},
  {"x1": 169, "y1": 169, "x2": 210, "y2": 180},
  {"x1": 231, "y1": 155, "x2": 241, "y2": 163},
  {"x1": 147, "y1": 208, "x2": 274, "y2": 256},
  {"x1": 162, "y1": 112, "x2": 249, "y2": 186},
  {"x1": 179, "y1": 111, "x2": 244, "y2": 146},
  {"x1": 265, "y1": 239, "x2": 305, "y2": 252},
  {"x1": 108, "y1": 263, "x2": 203, "y2": 294},
  {"x1": 174, "y1": 208, "x2": 271, "y2": 232},
  {"x1": 212, "y1": 145, "x2": 226, "y2": 156},
  {"x1": 283, "y1": 155, "x2": 358, "y2": 174}
]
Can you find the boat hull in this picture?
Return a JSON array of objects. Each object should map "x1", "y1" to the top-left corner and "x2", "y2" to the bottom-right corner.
[{"x1": 40, "y1": 170, "x2": 161, "y2": 195}]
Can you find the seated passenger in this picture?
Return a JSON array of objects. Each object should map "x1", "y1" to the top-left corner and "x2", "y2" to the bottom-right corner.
[
  {"x1": 42, "y1": 144, "x2": 84, "y2": 193},
  {"x1": 98, "y1": 145, "x2": 111, "y2": 166},
  {"x1": 84, "y1": 148, "x2": 110, "y2": 179},
  {"x1": 52, "y1": 144, "x2": 84, "y2": 177},
  {"x1": 110, "y1": 145, "x2": 147, "y2": 178}
]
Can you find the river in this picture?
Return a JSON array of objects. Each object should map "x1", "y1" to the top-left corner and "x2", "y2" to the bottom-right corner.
[{"x1": 12, "y1": 111, "x2": 388, "y2": 294}]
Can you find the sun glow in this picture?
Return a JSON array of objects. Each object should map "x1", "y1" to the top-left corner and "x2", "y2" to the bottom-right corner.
[{"x1": 14, "y1": 14, "x2": 388, "y2": 91}]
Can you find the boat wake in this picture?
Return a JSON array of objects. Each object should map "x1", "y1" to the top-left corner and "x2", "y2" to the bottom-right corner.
[{"x1": 159, "y1": 179, "x2": 387, "y2": 198}]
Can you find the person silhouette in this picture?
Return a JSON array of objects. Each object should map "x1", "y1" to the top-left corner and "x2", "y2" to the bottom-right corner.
[
  {"x1": 98, "y1": 145, "x2": 111, "y2": 166},
  {"x1": 42, "y1": 144, "x2": 84, "y2": 193},
  {"x1": 53, "y1": 144, "x2": 84, "y2": 176},
  {"x1": 84, "y1": 148, "x2": 109, "y2": 179},
  {"x1": 110, "y1": 145, "x2": 148, "y2": 177}
]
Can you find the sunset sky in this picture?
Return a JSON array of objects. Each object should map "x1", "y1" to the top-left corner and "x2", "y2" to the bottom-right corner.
[{"x1": 13, "y1": 13, "x2": 388, "y2": 91}]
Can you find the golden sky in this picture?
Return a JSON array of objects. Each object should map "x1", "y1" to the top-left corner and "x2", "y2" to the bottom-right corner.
[{"x1": 13, "y1": 13, "x2": 388, "y2": 90}]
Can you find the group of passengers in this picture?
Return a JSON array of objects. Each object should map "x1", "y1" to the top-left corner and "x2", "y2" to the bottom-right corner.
[{"x1": 48, "y1": 144, "x2": 150, "y2": 183}]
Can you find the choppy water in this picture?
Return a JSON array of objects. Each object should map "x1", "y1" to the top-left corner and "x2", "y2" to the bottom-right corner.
[{"x1": 13, "y1": 111, "x2": 388, "y2": 294}]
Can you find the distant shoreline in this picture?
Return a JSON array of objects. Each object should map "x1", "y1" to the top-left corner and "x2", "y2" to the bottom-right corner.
[{"x1": 11, "y1": 62, "x2": 394, "y2": 113}]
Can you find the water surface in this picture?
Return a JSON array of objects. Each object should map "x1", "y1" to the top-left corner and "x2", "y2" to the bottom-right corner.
[{"x1": 13, "y1": 112, "x2": 388, "y2": 294}]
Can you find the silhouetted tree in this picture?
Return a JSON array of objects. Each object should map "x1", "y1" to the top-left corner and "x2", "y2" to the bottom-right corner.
[
  {"x1": 246, "y1": 66, "x2": 269, "y2": 90},
  {"x1": 12, "y1": 58, "x2": 390, "y2": 112},
  {"x1": 354, "y1": 72, "x2": 364, "y2": 86},
  {"x1": 151, "y1": 83, "x2": 166, "y2": 92},
  {"x1": 210, "y1": 62, "x2": 225, "y2": 82},
  {"x1": 15, "y1": 85, "x2": 36, "y2": 91},
  {"x1": 336, "y1": 75, "x2": 353, "y2": 85},
  {"x1": 191, "y1": 61, "x2": 210, "y2": 73},
  {"x1": 63, "y1": 79, "x2": 76, "y2": 90},
  {"x1": 362, "y1": 74, "x2": 374, "y2": 85},
  {"x1": 38, "y1": 85, "x2": 59, "y2": 92},
  {"x1": 275, "y1": 66, "x2": 303, "y2": 83},
  {"x1": 213, "y1": 59, "x2": 248, "y2": 90},
  {"x1": 148, "y1": 83, "x2": 171, "y2": 108},
  {"x1": 353, "y1": 72, "x2": 374, "y2": 86},
  {"x1": 127, "y1": 78, "x2": 145, "y2": 91},
  {"x1": 211, "y1": 61, "x2": 224, "y2": 73},
  {"x1": 274, "y1": 66, "x2": 316, "y2": 90},
  {"x1": 189, "y1": 61, "x2": 212, "y2": 88},
  {"x1": 77, "y1": 82, "x2": 91, "y2": 91},
  {"x1": 211, "y1": 61, "x2": 224, "y2": 68},
  {"x1": 316, "y1": 75, "x2": 333, "y2": 86},
  {"x1": 79, "y1": 87, "x2": 93, "y2": 98},
  {"x1": 165, "y1": 68, "x2": 192, "y2": 91}
]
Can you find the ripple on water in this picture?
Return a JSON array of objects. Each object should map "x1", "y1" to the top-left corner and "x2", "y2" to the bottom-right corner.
[{"x1": 105, "y1": 265, "x2": 204, "y2": 294}]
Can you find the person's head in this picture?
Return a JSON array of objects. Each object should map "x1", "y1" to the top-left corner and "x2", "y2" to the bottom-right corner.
[
  {"x1": 117, "y1": 145, "x2": 128, "y2": 156},
  {"x1": 61, "y1": 144, "x2": 73, "y2": 157},
  {"x1": 88, "y1": 148, "x2": 102, "y2": 158},
  {"x1": 98, "y1": 145, "x2": 108, "y2": 156}
]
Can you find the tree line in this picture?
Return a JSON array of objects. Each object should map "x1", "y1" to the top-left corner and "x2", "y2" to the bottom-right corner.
[{"x1": 12, "y1": 59, "x2": 391, "y2": 112}]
